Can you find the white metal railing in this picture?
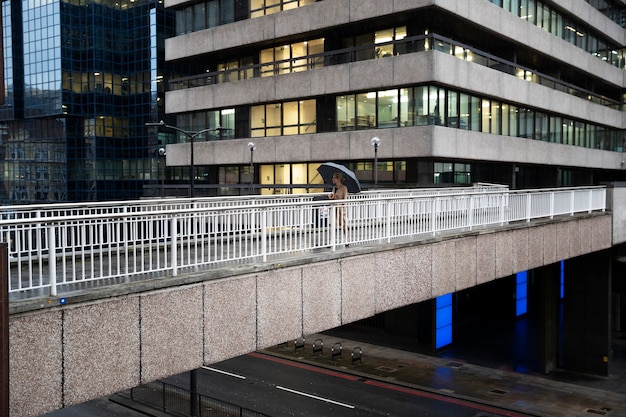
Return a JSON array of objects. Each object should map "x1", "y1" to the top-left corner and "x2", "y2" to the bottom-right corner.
[{"x1": 3, "y1": 186, "x2": 606, "y2": 299}]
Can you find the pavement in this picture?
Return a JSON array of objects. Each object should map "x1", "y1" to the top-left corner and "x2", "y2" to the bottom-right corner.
[{"x1": 262, "y1": 325, "x2": 626, "y2": 417}]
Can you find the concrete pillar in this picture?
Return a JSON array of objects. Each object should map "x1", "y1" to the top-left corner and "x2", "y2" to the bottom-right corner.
[
  {"x1": 562, "y1": 252, "x2": 611, "y2": 376},
  {"x1": 535, "y1": 264, "x2": 560, "y2": 374}
]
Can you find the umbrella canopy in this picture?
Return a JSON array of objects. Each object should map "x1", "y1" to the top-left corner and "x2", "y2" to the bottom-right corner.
[{"x1": 317, "y1": 162, "x2": 362, "y2": 194}]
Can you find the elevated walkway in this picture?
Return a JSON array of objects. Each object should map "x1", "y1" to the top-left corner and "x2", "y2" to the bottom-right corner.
[{"x1": 4, "y1": 185, "x2": 618, "y2": 417}]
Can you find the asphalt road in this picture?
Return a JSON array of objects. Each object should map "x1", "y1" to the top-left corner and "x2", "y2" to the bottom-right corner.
[
  {"x1": 162, "y1": 352, "x2": 531, "y2": 417},
  {"x1": 43, "y1": 351, "x2": 533, "y2": 417}
]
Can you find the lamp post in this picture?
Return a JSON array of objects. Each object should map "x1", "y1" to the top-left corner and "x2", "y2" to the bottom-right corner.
[
  {"x1": 158, "y1": 147, "x2": 166, "y2": 198},
  {"x1": 248, "y1": 142, "x2": 256, "y2": 194},
  {"x1": 146, "y1": 121, "x2": 217, "y2": 198},
  {"x1": 371, "y1": 136, "x2": 381, "y2": 185}
]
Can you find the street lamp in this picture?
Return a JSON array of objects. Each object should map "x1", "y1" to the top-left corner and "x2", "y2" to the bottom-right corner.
[
  {"x1": 248, "y1": 142, "x2": 256, "y2": 194},
  {"x1": 371, "y1": 136, "x2": 381, "y2": 185},
  {"x1": 146, "y1": 121, "x2": 217, "y2": 198},
  {"x1": 158, "y1": 147, "x2": 166, "y2": 198}
]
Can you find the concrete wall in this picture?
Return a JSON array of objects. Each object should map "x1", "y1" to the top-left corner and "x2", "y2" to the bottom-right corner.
[
  {"x1": 8, "y1": 214, "x2": 611, "y2": 417},
  {"x1": 607, "y1": 182, "x2": 626, "y2": 245},
  {"x1": 165, "y1": 125, "x2": 624, "y2": 171}
]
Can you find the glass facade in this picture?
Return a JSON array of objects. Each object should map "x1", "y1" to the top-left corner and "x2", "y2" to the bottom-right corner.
[
  {"x1": 491, "y1": 0, "x2": 626, "y2": 68},
  {"x1": 0, "y1": 0, "x2": 174, "y2": 203}
]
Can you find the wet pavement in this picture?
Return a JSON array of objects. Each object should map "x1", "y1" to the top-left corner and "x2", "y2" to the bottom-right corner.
[
  {"x1": 263, "y1": 326, "x2": 626, "y2": 417},
  {"x1": 46, "y1": 323, "x2": 626, "y2": 417}
]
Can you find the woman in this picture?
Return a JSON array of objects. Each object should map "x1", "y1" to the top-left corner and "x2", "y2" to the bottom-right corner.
[{"x1": 329, "y1": 172, "x2": 349, "y2": 246}]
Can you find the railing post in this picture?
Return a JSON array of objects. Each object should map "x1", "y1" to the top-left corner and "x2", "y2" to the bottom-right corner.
[
  {"x1": 261, "y1": 210, "x2": 267, "y2": 262},
  {"x1": 386, "y1": 201, "x2": 392, "y2": 243},
  {"x1": 35, "y1": 211, "x2": 42, "y2": 264},
  {"x1": 526, "y1": 193, "x2": 532, "y2": 222},
  {"x1": 329, "y1": 204, "x2": 336, "y2": 251},
  {"x1": 499, "y1": 193, "x2": 506, "y2": 226},
  {"x1": 431, "y1": 197, "x2": 437, "y2": 236},
  {"x1": 170, "y1": 216, "x2": 178, "y2": 276},
  {"x1": 570, "y1": 189, "x2": 575, "y2": 216},
  {"x1": 48, "y1": 225, "x2": 57, "y2": 296},
  {"x1": 550, "y1": 192, "x2": 555, "y2": 219},
  {"x1": 588, "y1": 189, "x2": 593, "y2": 213},
  {"x1": 468, "y1": 195, "x2": 475, "y2": 231}
]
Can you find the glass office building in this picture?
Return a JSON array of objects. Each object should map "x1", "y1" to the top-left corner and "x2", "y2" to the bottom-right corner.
[{"x1": 0, "y1": 0, "x2": 173, "y2": 203}]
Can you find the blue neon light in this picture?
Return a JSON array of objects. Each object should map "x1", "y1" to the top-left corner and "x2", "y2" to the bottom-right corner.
[
  {"x1": 435, "y1": 293, "x2": 453, "y2": 349},
  {"x1": 560, "y1": 260, "x2": 564, "y2": 299},
  {"x1": 516, "y1": 271, "x2": 528, "y2": 316}
]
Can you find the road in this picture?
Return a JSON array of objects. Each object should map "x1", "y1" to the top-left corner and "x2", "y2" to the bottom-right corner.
[
  {"x1": 43, "y1": 351, "x2": 533, "y2": 417},
  {"x1": 162, "y1": 352, "x2": 531, "y2": 417}
]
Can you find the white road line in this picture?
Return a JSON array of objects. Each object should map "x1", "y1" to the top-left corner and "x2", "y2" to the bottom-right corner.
[
  {"x1": 275, "y1": 385, "x2": 355, "y2": 409},
  {"x1": 201, "y1": 366, "x2": 247, "y2": 379}
]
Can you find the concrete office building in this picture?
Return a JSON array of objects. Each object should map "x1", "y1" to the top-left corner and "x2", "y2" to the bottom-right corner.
[
  {"x1": 163, "y1": 0, "x2": 626, "y2": 195},
  {"x1": 159, "y1": 0, "x2": 626, "y2": 375}
]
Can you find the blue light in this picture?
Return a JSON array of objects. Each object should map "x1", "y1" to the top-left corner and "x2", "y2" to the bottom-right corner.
[
  {"x1": 435, "y1": 293, "x2": 453, "y2": 349},
  {"x1": 560, "y1": 260, "x2": 564, "y2": 299},
  {"x1": 516, "y1": 271, "x2": 527, "y2": 316}
]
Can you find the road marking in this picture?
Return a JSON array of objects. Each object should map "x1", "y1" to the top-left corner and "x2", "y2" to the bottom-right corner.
[
  {"x1": 201, "y1": 366, "x2": 247, "y2": 379},
  {"x1": 276, "y1": 386, "x2": 355, "y2": 409},
  {"x1": 364, "y1": 380, "x2": 525, "y2": 417},
  {"x1": 248, "y1": 352, "x2": 360, "y2": 381}
]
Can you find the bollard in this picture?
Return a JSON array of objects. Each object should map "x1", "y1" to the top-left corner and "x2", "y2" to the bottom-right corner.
[
  {"x1": 351, "y1": 346, "x2": 362, "y2": 365},
  {"x1": 294, "y1": 336, "x2": 305, "y2": 352},
  {"x1": 331, "y1": 342, "x2": 342, "y2": 361},
  {"x1": 312, "y1": 338, "x2": 323, "y2": 355}
]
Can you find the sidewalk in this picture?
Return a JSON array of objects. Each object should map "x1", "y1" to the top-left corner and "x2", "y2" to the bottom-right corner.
[{"x1": 263, "y1": 329, "x2": 626, "y2": 417}]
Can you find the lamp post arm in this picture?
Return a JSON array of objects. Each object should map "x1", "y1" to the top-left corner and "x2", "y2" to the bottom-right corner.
[{"x1": 145, "y1": 121, "x2": 229, "y2": 198}]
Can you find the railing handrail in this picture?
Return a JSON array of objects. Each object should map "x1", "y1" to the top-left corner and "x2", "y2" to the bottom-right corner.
[
  {"x1": 4, "y1": 185, "x2": 606, "y2": 300},
  {"x1": 0, "y1": 184, "x2": 509, "y2": 218},
  {"x1": 1, "y1": 185, "x2": 605, "y2": 229}
]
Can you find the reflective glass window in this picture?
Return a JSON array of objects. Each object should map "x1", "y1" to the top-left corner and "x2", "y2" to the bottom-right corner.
[
  {"x1": 399, "y1": 88, "x2": 412, "y2": 127},
  {"x1": 491, "y1": 101, "x2": 501, "y2": 134},
  {"x1": 377, "y1": 89, "x2": 398, "y2": 128},
  {"x1": 550, "y1": 115, "x2": 562, "y2": 143},
  {"x1": 501, "y1": 104, "x2": 510, "y2": 136},
  {"x1": 587, "y1": 124, "x2": 596, "y2": 149},
  {"x1": 194, "y1": 3, "x2": 206, "y2": 32},
  {"x1": 299, "y1": 100, "x2": 316, "y2": 134},
  {"x1": 481, "y1": 99, "x2": 491, "y2": 133},
  {"x1": 447, "y1": 90, "x2": 459, "y2": 128},
  {"x1": 415, "y1": 86, "x2": 429, "y2": 126},
  {"x1": 519, "y1": 108, "x2": 534, "y2": 138},
  {"x1": 375, "y1": 29, "x2": 394, "y2": 58},
  {"x1": 506, "y1": 103, "x2": 517, "y2": 136},
  {"x1": 356, "y1": 92, "x2": 376, "y2": 129},
  {"x1": 459, "y1": 93, "x2": 470, "y2": 130},
  {"x1": 536, "y1": 111, "x2": 549, "y2": 141},
  {"x1": 469, "y1": 95, "x2": 481, "y2": 132},
  {"x1": 563, "y1": 118, "x2": 574, "y2": 145},
  {"x1": 337, "y1": 95, "x2": 355, "y2": 131},
  {"x1": 574, "y1": 121, "x2": 585, "y2": 146}
]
